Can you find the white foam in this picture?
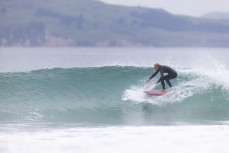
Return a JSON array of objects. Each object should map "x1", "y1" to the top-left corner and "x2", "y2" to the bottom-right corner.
[
  {"x1": 122, "y1": 69, "x2": 214, "y2": 104},
  {"x1": 1, "y1": 125, "x2": 229, "y2": 153},
  {"x1": 122, "y1": 53, "x2": 229, "y2": 104},
  {"x1": 122, "y1": 80, "x2": 158, "y2": 103}
]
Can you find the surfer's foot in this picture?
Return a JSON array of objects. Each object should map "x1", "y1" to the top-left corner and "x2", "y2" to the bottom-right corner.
[{"x1": 161, "y1": 89, "x2": 166, "y2": 92}]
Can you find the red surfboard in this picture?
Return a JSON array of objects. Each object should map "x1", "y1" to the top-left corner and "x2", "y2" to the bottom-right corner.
[{"x1": 144, "y1": 90, "x2": 166, "y2": 96}]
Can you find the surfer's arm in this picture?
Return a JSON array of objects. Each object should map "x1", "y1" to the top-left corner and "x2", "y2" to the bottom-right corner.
[{"x1": 149, "y1": 70, "x2": 159, "y2": 80}]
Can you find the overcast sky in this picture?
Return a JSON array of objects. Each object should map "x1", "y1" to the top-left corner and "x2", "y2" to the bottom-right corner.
[{"x1": 98, "y1": 0, "x2": 229, "y2": 17}]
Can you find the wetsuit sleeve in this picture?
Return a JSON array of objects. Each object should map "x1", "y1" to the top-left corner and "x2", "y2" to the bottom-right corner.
[{"x1": 149, "y1": 70, "x2": 159, "y2": 80}]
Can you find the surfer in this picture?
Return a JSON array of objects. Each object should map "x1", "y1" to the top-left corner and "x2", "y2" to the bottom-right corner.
[{"x1": 146, "y1": 63, "x2": 177, "y2": 91}]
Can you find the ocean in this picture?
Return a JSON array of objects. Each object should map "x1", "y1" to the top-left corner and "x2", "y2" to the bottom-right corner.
[{"x1": 0, "y1": 47, "x2": 229, "y2": 153}]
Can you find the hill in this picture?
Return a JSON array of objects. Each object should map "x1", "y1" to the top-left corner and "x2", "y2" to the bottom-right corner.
[
  {"x1": 203, "y1": 12, "x2": 229, "y2": 20},
  {"x1": 1, "y1": 0, "x2": 229, "y2": 47}
]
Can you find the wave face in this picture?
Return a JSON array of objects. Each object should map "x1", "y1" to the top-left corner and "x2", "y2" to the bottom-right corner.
[{"x1": 1, "y1": 66, "x2": 229, "y2": 126}]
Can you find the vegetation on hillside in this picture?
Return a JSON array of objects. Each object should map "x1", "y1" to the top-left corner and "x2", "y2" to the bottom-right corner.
[{"x1": 1, "y1": 0, "x2": 229, "y2": 47}]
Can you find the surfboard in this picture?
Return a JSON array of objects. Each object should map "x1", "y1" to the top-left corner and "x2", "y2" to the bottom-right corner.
[{"x1": 144, "y1": 90, "x2": 166, "y2": 96}]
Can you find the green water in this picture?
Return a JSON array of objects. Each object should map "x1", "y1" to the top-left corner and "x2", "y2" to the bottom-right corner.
[{"x1": 1, "y1": 66, "x2": 229, "y2": 126}]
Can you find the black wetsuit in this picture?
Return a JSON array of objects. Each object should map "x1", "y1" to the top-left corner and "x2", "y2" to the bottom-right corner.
[{"x1": 149, "y1": 65, "x2": 177, "y2": 89}]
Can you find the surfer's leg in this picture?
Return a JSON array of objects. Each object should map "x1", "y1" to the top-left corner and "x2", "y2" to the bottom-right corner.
[
  {"x1": 165, "y1": 73, "x2": 177, "y2": 88},
  {"x1": 161, "y1": 80, "x2": 165, "y2": 89},
  {"x1": 162, "y1": 75, "x2": 172, "y2": 88},
  {"x1": 160, "y1": 78, "x2": 166, "y2": 89},
  {"x1": 165, "y1": 79, "x2": 172, "y2": 87}
]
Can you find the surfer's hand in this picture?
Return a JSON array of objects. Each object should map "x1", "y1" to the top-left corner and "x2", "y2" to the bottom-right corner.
[{"x1": 146, "y1": 79, "x2": 150, "y2": 83}]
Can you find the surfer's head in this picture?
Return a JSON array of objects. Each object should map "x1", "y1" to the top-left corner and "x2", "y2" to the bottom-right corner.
[{"x1": 154, "y1": 63, "x2": 161, "y2": 70}]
